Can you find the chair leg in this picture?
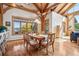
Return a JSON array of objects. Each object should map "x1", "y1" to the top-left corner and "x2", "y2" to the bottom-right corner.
[
  {"x1": 46, "y1": 46, "x2": 48, "y2": 55},
  {"x1": 52, "y1": 44, "x2": 54, "y2": 52},
  {"x1": 26, "y1": 44, "x2": 30, "y2": 55},
  {"x1": 0, "y1": 45, "x2": 5, "y2": 56},
  {"x1": 26, "y1": 44, "x2": 32, "y2": 56},
  {"x1": 24, "y1": 40, "x2": 26, "y2": 47},
  {"x1": 26, "y1": 43, "x2": 28, "y2": 52}
]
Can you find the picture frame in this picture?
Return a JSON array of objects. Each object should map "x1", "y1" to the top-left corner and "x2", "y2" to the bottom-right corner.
[{"x1": 6, "y1": 21, "x2": 10, "y2": 26}]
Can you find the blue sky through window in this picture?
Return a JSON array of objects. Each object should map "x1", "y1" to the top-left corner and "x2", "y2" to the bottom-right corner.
[
  {"x1": 14, "y1": 22, "x2": 20, "y2": 28},
  {"x1": 14, "y1": 21, "x2": 20, "y2": 32},
  {"x1": 67, "y1": 3, "x2": 79, "y2": 13}
]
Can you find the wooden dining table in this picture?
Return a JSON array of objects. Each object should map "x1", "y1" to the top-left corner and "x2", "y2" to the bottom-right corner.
[
  {"x1": 33, "y1": 35, "x2": 45, "y2": 46},
  {"x1": 28, "y1": 34, "x2": 46, "y2": 48}
]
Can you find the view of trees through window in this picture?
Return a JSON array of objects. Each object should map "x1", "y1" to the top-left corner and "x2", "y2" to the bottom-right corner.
[
  {"x1": 13, "y1": 21, "x2": 33, "y2": 34},
  {"x1": 74, "y1": 16, "x2": 79, "y2": 31}
]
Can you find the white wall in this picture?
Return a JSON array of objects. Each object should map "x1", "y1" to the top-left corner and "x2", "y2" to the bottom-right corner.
[
  {"x1": 49, "y1": 12, "x2": 66, "y2": 37},
  {"x1": 3, "y1": 8, "x2": 37, "y2": 35}
]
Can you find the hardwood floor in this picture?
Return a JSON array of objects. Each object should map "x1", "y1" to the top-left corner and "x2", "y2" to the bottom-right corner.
[{"x1": 5, "y1": 38, "x2": 79, "y2": 56}]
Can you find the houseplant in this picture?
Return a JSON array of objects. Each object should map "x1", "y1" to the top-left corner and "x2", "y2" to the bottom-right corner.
[{"x1": 0, "y1": 26, "x2": 7, "y2": 33}]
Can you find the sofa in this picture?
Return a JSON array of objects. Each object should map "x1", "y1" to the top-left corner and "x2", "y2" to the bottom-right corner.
[{"x1": 70, "y1": 31, "x2": 79, "y2": 42}]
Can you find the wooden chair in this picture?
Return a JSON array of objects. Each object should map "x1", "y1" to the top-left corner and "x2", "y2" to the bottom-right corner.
[
  {"x1": 41, "y1": 33, "x2": 55, "y2": 55},
  {"x1": 23, "y1": 33, "x2": 39, "y2": 55},
  {"x1": 0, "y1": 32, "x2": 7, "y2": 55}
]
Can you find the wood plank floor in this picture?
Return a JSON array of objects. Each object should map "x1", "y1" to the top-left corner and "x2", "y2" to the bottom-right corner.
[{"x1": 5, "y1": 38, "x2": 79, "y2": 56}]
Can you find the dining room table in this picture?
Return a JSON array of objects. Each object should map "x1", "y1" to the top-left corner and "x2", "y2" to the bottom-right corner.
[{"x1": 28, "y1": 33, "x2": 48, "y2": 48}]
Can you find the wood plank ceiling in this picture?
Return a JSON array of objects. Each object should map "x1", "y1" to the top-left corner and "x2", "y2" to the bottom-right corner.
[{"x1": 1, "y1": 3, "x2": 76, "y2": 16}]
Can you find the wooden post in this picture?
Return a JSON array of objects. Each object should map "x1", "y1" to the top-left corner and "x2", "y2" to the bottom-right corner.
[
  {"x1": 41, "y1": 15, "x2": 46, "y2": 32},
  {"x1": 65, "y1": 16, "x2": 69, "y2": 36},
  {"x1": 0, "y1": 4, "x2": 3, "y2": 26},
  {"x1": 67, "y1": 18, "x2": 69, "y2": 35}
]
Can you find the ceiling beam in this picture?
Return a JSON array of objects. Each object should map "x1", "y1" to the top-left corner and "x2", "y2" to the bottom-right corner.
[
  {"x1": 33, "y1": 3, "x2": 42, "y2": 13},
  {"x1": 64, "y1": 10, "x2": 79, "y2": 16},
  {"x1": 57, "y1": 3, "x2": 68, "y2": 13},
  {"x1": 3, "y1": 7, "x2": 12, "y2": 13},
  {"x1": 16, "y1": 4, "x2": 38, "y2": 13},
  {"x1": 54, "y1": 4, "x2": 65, "y2": 12},
  {"x1": 46, "y1": 3, "x2": 60, "y2": 12},
  {"x1": 4, "y1": 4, "x2": 38, "y2": 14},
  {"x1": 44, "y1": 5, "x2": 58, "y2": 18},
  {"x1": 47, "y1": 3, "x2": 60, "y2": 10},
  {"x1": 60, "y1": 3, "x2": 76, "y2": 15},
  {"x1": 59, "y1": 4, "x2": 72, "y2": 14},
  {"x1": 63, "y1": 3, "x2": 76, "y2": 15},
  {"x1": 43, "y1": 3, "x2": 49, "y2": 12}
]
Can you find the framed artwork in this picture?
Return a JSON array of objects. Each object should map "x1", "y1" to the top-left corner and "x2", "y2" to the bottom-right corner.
[{"x1": 6, "y1": 21, "x2": 10, "y2": 26}]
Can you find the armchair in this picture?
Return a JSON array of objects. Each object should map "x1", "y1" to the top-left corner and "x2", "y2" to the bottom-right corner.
[{"x1": 70, "y1": 31, "x2": 79, "y2": 42}]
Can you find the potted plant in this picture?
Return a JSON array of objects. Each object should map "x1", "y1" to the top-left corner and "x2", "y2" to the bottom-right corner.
[{"x1": 0, "y1": 26, "x2": 7, "y2": 33}]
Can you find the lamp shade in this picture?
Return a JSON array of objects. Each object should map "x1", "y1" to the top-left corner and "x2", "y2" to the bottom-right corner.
[{"x1": 34, "y1": 19, "x2": 41, "y2": 24}]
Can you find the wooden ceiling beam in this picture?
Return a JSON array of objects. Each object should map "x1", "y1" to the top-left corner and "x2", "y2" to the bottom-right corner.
[
  {"x1": 44, "y1": 4, "x2": 58, "y2": 13},
  {"x1": 57, "y1": 3, "x2": 68, "y2": 13},
  {"x1": 43, "y1": 3, "x2": 49, "y2": 12},
  {"x1": 3, "y1": 7, "x2": 12, "y2": 13},
  {"x1": 47, "y1": 3, "x2": 60, "y2": 10},
  {"x1": 64, "y1": 10, "x2": 79, "y2": 16},
  {"x1": 46, "y1": 3, "x2": 60, "y2": 12},
  {"x1": 16, "y1": 4, "x2": 37, "y2": 13},
  {"x1": 33, "y1": 3, "x2": 42, "y2": 13},
  {"x1": 61, "y1": 3, "x2": 76, "y2": 15},
  {"x1": 4, "y1": 4, "x2": 38, "y2": 14},
  {"x1": 44, "y1": 5, "x2": 57, "y2": 18}
]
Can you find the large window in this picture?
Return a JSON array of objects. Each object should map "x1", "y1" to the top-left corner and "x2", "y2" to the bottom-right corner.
[
  {"x1": 12, "y1": 16, "x2": 38, "y2": 35},
  {"x1": 13, "y1": 21, "x2": 33, "y2": 34}
]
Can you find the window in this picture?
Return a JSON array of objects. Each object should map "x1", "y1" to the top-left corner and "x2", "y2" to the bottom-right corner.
[
  {"x1": 74, "y1": 15, "x2": 79, "y2": 23},
  {"x1": 66, "y1": 3, "x2": 79, "y2": 14},
  {"x1": 13, "y1": 20, "x2": 36, "y2": 34},
  {"x1": 74, "y1": 15, "x2": 79, "y2": 31},
  {"x1": 14, "y1": 21, "x2": 21, "y2": 34},
  {"x1": 12, "y1": 16, "x2": 38, "y2": 34}
]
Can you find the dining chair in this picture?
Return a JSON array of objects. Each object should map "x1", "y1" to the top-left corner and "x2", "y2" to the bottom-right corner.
[
  {"x1": 41, "y1": 33, "x2": 55, "y2": 55},
  {"x1": 0, "y1": 33, "x2": 7, "y2": 55},
  {"x1": 23, "y1": 33, "x2": 39, "y2": 55}
]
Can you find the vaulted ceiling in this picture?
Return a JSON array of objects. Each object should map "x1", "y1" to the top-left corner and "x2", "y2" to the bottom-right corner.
[{"x1": 0, "y1": 3, "x2": 76, "y2": 16}]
